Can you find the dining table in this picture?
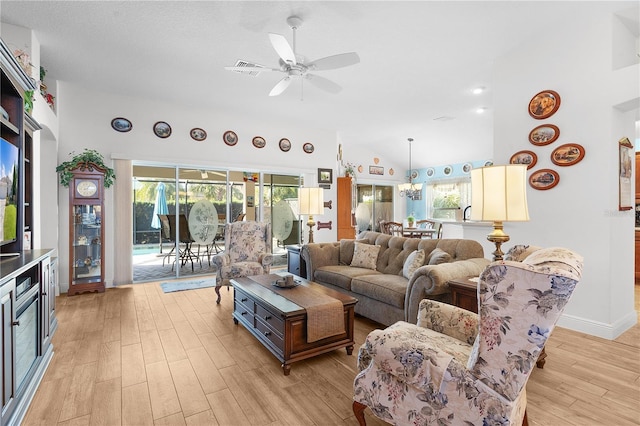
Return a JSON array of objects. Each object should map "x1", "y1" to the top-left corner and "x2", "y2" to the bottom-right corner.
[{"x1": 403, "y1": 227, "x2": 436, "y2": 238}]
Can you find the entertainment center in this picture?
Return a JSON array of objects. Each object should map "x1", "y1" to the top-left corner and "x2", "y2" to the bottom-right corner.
[{"x1": 1, "y1": 38, "x2": 58, "y2": 425}]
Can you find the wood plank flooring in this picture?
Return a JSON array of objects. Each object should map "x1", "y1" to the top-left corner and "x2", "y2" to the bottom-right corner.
[{"x1": 22, "y1": 281, "x2": 640, "y2": 426}]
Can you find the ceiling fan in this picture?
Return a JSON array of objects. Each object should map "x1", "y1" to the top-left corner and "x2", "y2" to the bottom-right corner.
[{"x1": 225, "y1": 15, "x2": 360, "y2": 97}]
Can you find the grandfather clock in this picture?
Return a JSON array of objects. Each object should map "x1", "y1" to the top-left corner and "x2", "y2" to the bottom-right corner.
[{"x1": 68, "y1": 162, "x2": 105, "y2": 295}]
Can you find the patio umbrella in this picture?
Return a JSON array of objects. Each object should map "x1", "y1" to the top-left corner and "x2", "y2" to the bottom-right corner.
[{"x1": 151, "y1": 182, "x2": 168, "y2": 229}]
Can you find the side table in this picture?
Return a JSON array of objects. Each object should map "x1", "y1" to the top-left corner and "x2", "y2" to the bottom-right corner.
[
  {"x1": 447, "y1": 276, "x2": 547, "y2": 369},
  {"x1": 286, "y1": 245, "x2": 307, "y2": 279}
]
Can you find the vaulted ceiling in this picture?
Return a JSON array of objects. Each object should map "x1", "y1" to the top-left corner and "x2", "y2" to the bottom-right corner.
[{"x1": 1, "y1": 1, "x2": 634, "y2": 168}]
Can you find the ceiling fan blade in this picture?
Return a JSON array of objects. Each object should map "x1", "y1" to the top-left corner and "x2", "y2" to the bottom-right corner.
[
  {"x1": 224, "y1": 66, "x2": 277, "y2": 72},
  {"x1": 268, "y1": 33, "x2": 296, "y2": 65},
  {"x1": 307, "y1": 52, "x2": 360, "y2": 71},
  {"x1": 305, "y1": 74, "x2": 342, "y2": 94},
  {"x1": 269, "y1": 76, "x2": 292, "y2": 96}
]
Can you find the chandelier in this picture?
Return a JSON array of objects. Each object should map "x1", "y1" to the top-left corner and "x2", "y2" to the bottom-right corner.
[{"x1": 398, "y1": 138, "x2": 423, "y2": 200}]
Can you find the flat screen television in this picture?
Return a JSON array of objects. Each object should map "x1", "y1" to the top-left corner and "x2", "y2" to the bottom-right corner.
[{"x1": 0, "y1": 137, "x2": 19, "y2": 247}]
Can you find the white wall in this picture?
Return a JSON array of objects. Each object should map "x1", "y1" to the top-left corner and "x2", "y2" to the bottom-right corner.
[
  {"x1": 492, "y1": 4, "x2": 639, "y2": 339},
  {"x1": 55, "y1": 83, "x2": 340, "y2": 292}
]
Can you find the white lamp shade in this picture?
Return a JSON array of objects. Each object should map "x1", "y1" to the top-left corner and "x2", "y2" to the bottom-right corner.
[
  {"x1": 470, "y1": 165, "x2": 529, "y2": 222},
  {"x1": 299, "y1": 187, "x2": 324, "y2": 215}
]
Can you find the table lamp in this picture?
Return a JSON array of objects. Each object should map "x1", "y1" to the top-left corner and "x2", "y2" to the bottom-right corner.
[
  {"x1": 470, "y1": 164, "x2": 529, "y2": 261},
  {"x1": 299, "y1": 187, "x2": 324, "y2": 243}
]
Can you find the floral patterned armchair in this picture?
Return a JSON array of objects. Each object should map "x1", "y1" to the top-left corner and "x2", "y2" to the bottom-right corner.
[
  {"x1": 353, "y1": 246, "x2": 583, "y2": 426},
  {"x1": 211, "y1": 221, "x2": 273, "y2": 304}
]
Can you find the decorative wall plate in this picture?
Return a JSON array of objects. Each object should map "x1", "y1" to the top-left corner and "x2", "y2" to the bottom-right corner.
[
  {"x1": 529, "y1": 124, "x2": 560, "y2": 146},
  {"x1": 443, "y1": 165, "x2": 453, "y2": 176},
  {"x1": 389, "y1": 168, "x2": 394, "y2": 175},
  {"x1": 279, "y1": 138, "x2": 291, "y2": 152},
  {"x1": 462, "y1": 163, "x2": 472, "y2": 174},
  {"x1": 223, "y1": 130, "x2": 238, "y2": 146},
  {"x1": 252, "y1": 136, "x2": 266, "y2": 148},
  {"x1": 510, "y1": 150, "x2": 538, "y2": 169},
  {"x1": 153, "y1": 121, "x2": 171, "y2": 138},
  {"x1": 426, "y1": 167, "x2": 435, "y2": 177},
  {"x1": 528, "y1": 90, "x2": 561, "y2": 119},
  {"x1": 551, "y1": 143, "x2": 585, "y2": 166},
  {"x1": 190, "y1": 128, "x2": 207, "y2": 141},
  {"x1": 357, "y1": 165, "x2": 363, "y2": 173},
  {"x1": 111, "y1": 117, "x2": 132, "y2": 132},
  {"x1": 484, "y1": 160, "x2": 493, "y2": 167},
  {"x1": 303, "y1": 142, "x2": 314, "y2": 153},
  {"x1": 529, "y1": 168, "x2": 560, "y2": 190},
  {"x1": 410, "y1": 170, "x2": 418, "y2": 179}
]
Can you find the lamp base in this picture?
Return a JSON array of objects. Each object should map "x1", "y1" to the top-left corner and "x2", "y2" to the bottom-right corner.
[
  {"x1": 487, "y1": 221, "x2": 510, "y2": 262},
  {"x1": 307, "y1": 215, "x2": 316, "y2": 244}
]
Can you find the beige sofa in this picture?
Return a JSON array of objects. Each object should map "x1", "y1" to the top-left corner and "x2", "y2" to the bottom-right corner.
[{"x1": 300, "y1": 231, "x2": 489, "y2": 326}]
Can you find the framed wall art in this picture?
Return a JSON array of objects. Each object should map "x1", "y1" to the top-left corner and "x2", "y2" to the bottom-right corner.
[
  {"x1": 279, "y1": 138, "x2": 291, "y2": 152},
  {"x1": 252, "y1": 136, "x2": 266, "y2": 148},
  {"x1": 619, "y1": 137, "x2": 633, "y2": 211},
  {"x1": 369, "y1": 165, "x2": 384, "y2": 175},
  {"x1": 510, "y1": 150, "x2": 537, "y2": 169},
  {"x1": 153, "y1": 121, "x2": 171, "y2": 138},
  {"x1": 528, "y1": 90, "x2": 561, "y2": 119},
  {"x1": 551, "y1": 143, "x2": 585, "y2": 166},
  {"x1": 529, "y1": 169, "x2": 560, "y2": 190},
  {"x1": 111, "y1": 117, "x2": 132, "y2": 132},
  {"x1": 317, "y1": 168, "x2": 333, "y2": 184},
  {"x1": 529, "y1": 124, "x2": 560, "y2": 146},
  {"x1": 223, "y1": 130, "x2": 238, "y2": 146},
  {"x1": 190, "y1": 128, "x2": 207, "y2": 141}
]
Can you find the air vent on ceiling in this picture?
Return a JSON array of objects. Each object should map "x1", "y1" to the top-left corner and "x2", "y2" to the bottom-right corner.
[{"x1": 231, "y1": 60, "x2": 266, "y2": 77}]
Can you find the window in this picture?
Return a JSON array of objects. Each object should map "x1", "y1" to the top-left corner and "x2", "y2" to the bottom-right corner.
[{"x1": 426, "y1": 178, "x2": 470, "y2": 220}]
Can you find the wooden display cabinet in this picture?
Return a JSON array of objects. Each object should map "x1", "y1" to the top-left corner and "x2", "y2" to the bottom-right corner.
[
  {"x1": 337, "y1": 176, "x2": 356, "y2": 240},
  {"x1": 68, "y1": 163, "x2": 106, "y2": 295}
]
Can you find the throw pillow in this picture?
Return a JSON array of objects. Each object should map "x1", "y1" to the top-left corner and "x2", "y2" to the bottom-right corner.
[
  {"x1": 403, "y1": 249, "x2": 426, "y2": 279},
  {"x1": 428, "y1": 248, "x2": 452, "y2": 265},
  {"x1": 350, "y1": 242, "x2": 380, "y2": 270},
  {"x1": 340, "y1": 239, "x2": 369, "y2": 265}
]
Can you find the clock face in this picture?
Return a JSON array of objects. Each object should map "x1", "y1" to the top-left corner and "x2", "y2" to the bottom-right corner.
[{"x1": 76, "y1": 180, "x2": 98, "y2": 197}]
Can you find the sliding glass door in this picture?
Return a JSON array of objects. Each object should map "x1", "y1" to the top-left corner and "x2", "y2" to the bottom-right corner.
[{"x1": 355, "y1": 184, "x2": 394, "y2": 233}]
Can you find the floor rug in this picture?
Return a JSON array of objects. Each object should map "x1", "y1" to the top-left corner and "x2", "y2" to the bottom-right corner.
[{"x1": 160, "y1": 279, "x2": 217, "y2": 293}]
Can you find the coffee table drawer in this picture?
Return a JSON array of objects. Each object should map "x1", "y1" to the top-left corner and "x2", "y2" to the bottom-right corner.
[
  {"x1": 255, "y1": 318, "x2": 284, "y2": 352},
  {"x1": 255, "y1": 304, "x2": 284, "y2": 334}
]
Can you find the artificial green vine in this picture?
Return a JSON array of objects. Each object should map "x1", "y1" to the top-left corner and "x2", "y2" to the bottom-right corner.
[{"x1": 56, "y1": 149, "x2": 116, "y2": 188}]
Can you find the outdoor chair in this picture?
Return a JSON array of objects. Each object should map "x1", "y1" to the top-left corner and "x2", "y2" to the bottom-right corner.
[{"x1": 353, "y1": 246, "x2": 583, "y2": 426}]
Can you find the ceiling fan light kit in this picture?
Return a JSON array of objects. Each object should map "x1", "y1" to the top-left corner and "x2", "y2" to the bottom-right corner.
[{"x1": 225, "y1": 15, "x2": 360, "y2": 97}]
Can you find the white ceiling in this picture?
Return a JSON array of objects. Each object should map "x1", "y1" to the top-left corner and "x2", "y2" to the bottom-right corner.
[{"x1": 1, "y1": 1, "x2": 635, "y2": 169}]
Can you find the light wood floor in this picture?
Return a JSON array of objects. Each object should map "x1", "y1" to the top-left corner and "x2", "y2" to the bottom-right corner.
[{"x1": 22, "y1": 281, "x2": 640, "y2": 426}]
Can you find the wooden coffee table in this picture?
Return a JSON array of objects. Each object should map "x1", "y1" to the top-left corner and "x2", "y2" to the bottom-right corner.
[{"x1": 231, "y1": 274, "x2": 358, "y2": 375}]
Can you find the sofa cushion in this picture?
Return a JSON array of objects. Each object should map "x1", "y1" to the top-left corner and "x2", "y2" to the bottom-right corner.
[
  {"x1": 314, "y1": 265, "x2": 381, "y2": 291},
  {"x1": 403, "y1": 249, "x2": 426, "y2": 279},
  {"x1": 340, "y1": 239, "x2": 369, "y2": 265},
  {"x1": 351, "y1": 242, "x2": 380, "y2": 270},
  {"x1": 428, "y1": 248, "x2": 452, "y2": 265},
  {"x1": 351, "y1": 274, "x2": 408, "y2": 309}
]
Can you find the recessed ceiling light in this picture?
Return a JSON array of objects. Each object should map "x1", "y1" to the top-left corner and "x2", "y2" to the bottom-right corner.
[{"x1": 472, "y1": 87, "x2": 485, "y2": 95}]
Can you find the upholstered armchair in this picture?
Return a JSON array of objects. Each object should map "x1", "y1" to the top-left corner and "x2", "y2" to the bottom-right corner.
[
  {"x1": 211, "y1": 221, "x2": 273, "y2": 304},
  {"x1": 353, "y1": 246, "x2": 583, "y2": 426}
]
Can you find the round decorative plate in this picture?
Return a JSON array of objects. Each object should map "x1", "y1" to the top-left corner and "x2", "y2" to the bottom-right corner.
[
  {"x1": 111, "y1": 117, "x2": 132, "y2": 132},
  {"x1": 252, "y1": 136, "x2": 266, "y2": 148},
  {"x1": 190, "y1": 128, "x2": 207, "y2": 141},
  {"x1": 462, "y1": 163, "x2": 472, "y2": 174},
  {"x1": 153, "y1": 121, "x2": 171, "y2": 138},
  {"x1": 529, "y1": 124, "x2": 560, "y2": 146},
  {"x1": 528, "y1": 89, "x2": 561, "y2": 120},
  {"x1": 484, "y1": 160, "x2": 493, "y2": 167},
  {"x1": 426, "y1": 167, "x2": 435, "y2": 177},
  {"x1": 389, "y1": 168, "x2": 394, "y2": 176},
  {"x1": 303, "y1": 143, "x2": 314, "y2": 154},
  {"x1": 529, "y1": 168, "x2": 560, "y2": 190},
  {"x1": 410, "y1": 170, "x2": 418, "y2": 179},
  {"x1": 443, "y1": 165, "x2": 453, "y2": 176},
  {"x1": 357, "y1": 165, "x2": 363, "y2": 173},
  {"x1": 279, "y1": 138, "x2": 291, "y2": 152},
  {"x1": 551, "y1": 143, "x2": 585, "y2": 167},
  {"x1": 510, "y1": 150, "x2": 537, "y2": 170},
  {"x1": 223, "y1": 130, "x2": 238, "y2": 146}
]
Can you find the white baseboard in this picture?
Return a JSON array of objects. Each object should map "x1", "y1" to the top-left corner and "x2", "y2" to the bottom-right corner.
[{"x1": 557, "y1": 310, "x2": 638, "y2": 340}]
